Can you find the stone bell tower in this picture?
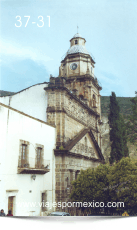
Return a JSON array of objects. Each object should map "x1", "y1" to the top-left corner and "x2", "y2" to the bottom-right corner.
[
  {"x1": 59, "y1": 33, "x2": 102, "y2": 115},
  {"x1": 59, "y1": 33, "x2": 95, "y2": 78},
  {"x1": 44, "y1": 33, "x2": 104, "y2": 214}
]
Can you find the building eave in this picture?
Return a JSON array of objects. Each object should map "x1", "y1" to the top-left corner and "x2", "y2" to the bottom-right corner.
[{"x1": 61, "y1": 52, "x2": 95, "y2": 64}]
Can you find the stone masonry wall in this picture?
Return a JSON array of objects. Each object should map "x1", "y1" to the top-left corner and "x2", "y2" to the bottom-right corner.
[
  {"x1": 46, "y1": 88, "x2": 101, "y2": 148},
  {"x1": 55, "y1": 152, "x2": 100, "y2": 212},
  {"x1": 71, "y1": 133, "x2": 98, "y2": 159},
  {"x1": 45, "y1": 87, "x2": 102, "y2": 213}
]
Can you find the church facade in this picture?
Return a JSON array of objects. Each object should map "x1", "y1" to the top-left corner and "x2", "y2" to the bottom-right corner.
[
  {"x1": 0, "y1": 33, "x2": 104, "y2": 216},
  {"x1": 44, "y1": 33, "x2": 105, "y2": 213}
]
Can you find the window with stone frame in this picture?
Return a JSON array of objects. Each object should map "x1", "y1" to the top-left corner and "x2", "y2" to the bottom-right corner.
[
  {"x1": 35, "y1": 144, "x2": 44, "y2": 168},
  {"x1": 19, "y1": 140, "x2": 30, "y2": 168},
  {"x1": 37, "y1": 147, "x2": 42, "y2": 161},
  {"x1": 75, "y1": 40, "x2": 78, "y2": 44},
  {"x1": 21, "y1": 144, "x2": 27, "y2": 159}
]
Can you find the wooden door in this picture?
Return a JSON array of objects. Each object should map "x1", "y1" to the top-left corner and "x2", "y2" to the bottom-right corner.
[{"x1": 8, "y1": 196, "x2": 14, "y2": 215}]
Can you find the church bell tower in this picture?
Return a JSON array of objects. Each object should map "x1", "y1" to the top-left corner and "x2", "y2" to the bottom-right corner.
[
  {"x1": 59, "y1": 33, "x2": 102, "y2": 115},
  {"x1": 45, "y1": 33, "x2": 104, "y2": 212},
  {"x1": 59, "y1": 33, "x2": 95, "y2": 78}
]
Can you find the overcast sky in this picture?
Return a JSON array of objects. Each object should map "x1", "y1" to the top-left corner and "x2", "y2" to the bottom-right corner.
[{"x1": 0, "y1": 0, "x2": 137, "y2": 97}]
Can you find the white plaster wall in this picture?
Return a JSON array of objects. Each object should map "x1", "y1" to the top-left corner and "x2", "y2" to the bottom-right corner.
[
  {"x1": 0, "y1": 83, "x2": 48, "y2": 122},
  {"x1": 0, "y1": 104, "x2": 56, "y2": 216},
  {"x1": 70, "y1": 38, "x2": 85, "y2": 47}
]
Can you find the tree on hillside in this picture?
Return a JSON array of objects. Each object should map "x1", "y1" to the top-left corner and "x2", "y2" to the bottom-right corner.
[
  {"x1": 120, "y1": 114, "x2": 129, "y2": 157},
  {"x1": 126, "y1": 93, "x2": 137, "y2": 145},
  {"x1": 108, "y1": 92, "x2": 129, "y2": 164}
]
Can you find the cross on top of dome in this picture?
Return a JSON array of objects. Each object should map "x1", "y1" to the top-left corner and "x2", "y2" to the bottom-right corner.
[{"x1": 73, "y1": 33, "x2": 82, "y2": 38}]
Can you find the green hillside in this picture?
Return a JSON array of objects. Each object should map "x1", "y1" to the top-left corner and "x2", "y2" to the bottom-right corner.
[{"x1": 101, "y1": 96, "x2": 133, "y2": 116}]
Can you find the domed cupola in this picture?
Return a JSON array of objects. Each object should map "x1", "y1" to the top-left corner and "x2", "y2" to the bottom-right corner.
[
  {"x1": 65, "y1": 33, "x2": 90, "y2": 57},
  {"x1": 59, "y1": 33, "x2": 95, "y2": 78}
]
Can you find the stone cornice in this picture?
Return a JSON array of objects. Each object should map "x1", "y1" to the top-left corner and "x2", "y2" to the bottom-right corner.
[
  {"x1": 88, "y1": 130, "x2": 105, "y2": 161},
  {"x1": 54, "y1": 128, "x2": 105, "y2": 163},
  {"x1": 61, "y1": 52, "x2": 95, "y2": 64},
  {"x1": 64, "y1": 75, "x2": 102, "y2": 90},
  {"x1": 54, "y1": 149, "x2": 105, "y2": 164}
]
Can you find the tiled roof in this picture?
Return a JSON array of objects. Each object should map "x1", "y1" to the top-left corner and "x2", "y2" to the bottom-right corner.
[{"x1": 66, "y1": 45, "x2": 90, "y2": 56}]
